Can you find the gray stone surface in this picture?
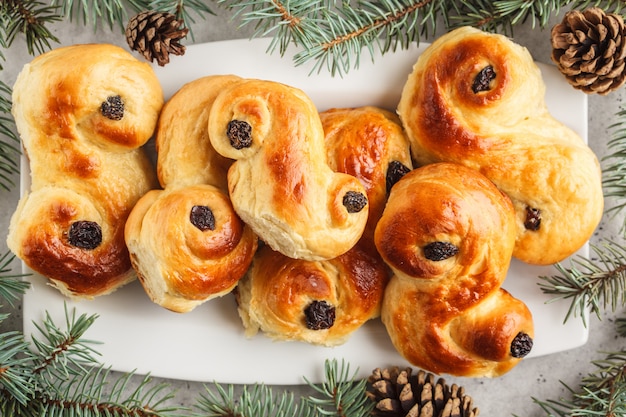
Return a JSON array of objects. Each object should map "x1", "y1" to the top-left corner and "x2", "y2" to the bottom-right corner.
[{"x1": 1, "y1": 6, "x2": 625, "y2": 416}]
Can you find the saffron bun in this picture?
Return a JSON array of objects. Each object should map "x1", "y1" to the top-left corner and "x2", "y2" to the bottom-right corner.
[
  {"x1": 236, "y1": 244, "x2": 388, "y2": 346},
  {"x1": 375, "y1": 162, "x2": 534, "y2": 377},
  {"x1": 208, "y1": 79, "x2": 369, "y2": 261},
  {"x1": 125, "y1": 75, "x2": 257, "y2": 313},
  {"x1": 397, "y1": 26, "x2": 603, "y2": 265},
  {"x1": 319, "y1": 106, "x2": 413, "y2": 246},
  {"x1": 7, "y1": 43, "x2": 162, "y2": 298}
]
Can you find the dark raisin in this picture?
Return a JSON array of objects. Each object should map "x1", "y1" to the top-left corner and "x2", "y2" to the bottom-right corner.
[
  {"x1": 100, "y1": 95, "x2": 124, "y2": 120},
  {"x1": 67, "y1": 221, "x2": 102, "y2": 250},
  {"x1": 471, "y1": 65, "x2": 496, "y2": 93},
  {"x1": 510, "y1": 332, "x2": 533, "y2": 358},
  {"x1": 226, "y1": 120, "x2": 253, "y2": 149},
  {"x1": 386, "y1": 160, "x2": 411, "y2": 193},
  {"x1": 524, "y1": 206, "x2": 541, "y2": 231},
  {"x1": 190, "y1": 205, "x2": 216, "y2": 231},
  {"x1": 343, "y1": 191, "x2": 367, "y2": 213},
  {"x1": 304, "y1": 300, "x2": 336, "y2": 330},
  {"x1": 423, "y1": 241, "x2": 459, "y2": 261}
]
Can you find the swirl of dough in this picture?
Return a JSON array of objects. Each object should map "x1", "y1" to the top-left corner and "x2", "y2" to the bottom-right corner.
[
  {"x1": 397, "y1": 27, "x2": 603, "y2": 265},
  {"x1": 208, "y1": 79, "x2": 369, "y2": 261},
  {"x1": 237, "y1": 244, "x2": 388, "y2": 346},
  {"x1": 125, "y1": 75, "x2": 257, "y2": 313},
  {"x1": 7, "y1": 44, "x2": 162, "y2": 298},
  {"x1": 375, "y1": 162, "x2": 534, "y2": 377},
  {"x1": 126, "y1": 185, "x2": 257, "y2": 313}
]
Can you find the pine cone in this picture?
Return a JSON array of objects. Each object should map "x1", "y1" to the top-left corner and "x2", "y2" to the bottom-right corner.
[
  {"x1": 366, "y1": 367, "x2": 479, "y2": 417},
  {"x1": 551, "y1": 7, "x2": 626, "y2": 95},
  {"x1": 125, "y1": 10, "x2": 189, "y2": 67}
]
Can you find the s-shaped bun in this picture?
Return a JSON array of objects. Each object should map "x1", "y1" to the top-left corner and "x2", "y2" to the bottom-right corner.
[
  {"x1": 208, "y1": 79, "x2": 369, "y2": 261},
  {"x1": 7, "y1": 44, "x2": 162, "y2": 298},
  {"x1": 376, "y1": 162, "x2": 534, "y2": 377},
  {"x1": 397, "y1": 26, "x2": 603, "y2": 265},
  {"x1": 125, "y1": 75, "x2": 258, "y2": 313}
]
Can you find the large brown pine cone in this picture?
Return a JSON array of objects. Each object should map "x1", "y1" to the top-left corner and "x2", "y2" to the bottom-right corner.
[
  {"x1": 125, "y1": 10, "x2": 189, "y2": 66},
  {"x1": 551, "y1": 7, "x2": 626, "y2": 95},
  {"x1": 367, "y1": 367, "x2": 479, "y2": 417}
]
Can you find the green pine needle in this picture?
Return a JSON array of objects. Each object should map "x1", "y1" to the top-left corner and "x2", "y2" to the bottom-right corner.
[
  {"x1": 603, "y1": 106, "x2": 626, "y2": 235},
  {"x1": 0, "y1": 80, "x2": 20, "y2": 192},
  {"x1": 538, "y1": 240, "x2": 626, "y2": 326},
  {"x1": 1, "y1": 0, "x2": 62, "y2": 56},
  {"x1": 529, "y1": 351, "x2": 626, "y2": 416},
  {"x1": 303, "y1": 359, "x2": 374, "y2": 417},
  {"x1": 0, "y1": 251, "x2": 30, "y2": 307},
  {"x1": 196, "y1": 359, "x2": 373, "y2": 417}
]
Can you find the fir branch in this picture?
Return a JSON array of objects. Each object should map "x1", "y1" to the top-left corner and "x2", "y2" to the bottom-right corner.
[
  {"x1": 1, "y1": 0, "x2": 62, "y2": 55},
  {"x1": 0, "y1": 80, "x2": 21, "y2": 195},
  {"x1": 50, "y1": 0, "x2": 130, "y2": 31},
  {"x1": 50, "y1": 0, "x2": 215, "y2": 33},
  {"x1": 36, "y1": 367, "x2": 185, "y2": 417},
  {"x1": 196, "y1": 359, "x2": 373, "y2": 417},
  {"x1": 219, "y1": 0, "x2": 446, "y2": 76},
  {"x1": 0, "y1": 305, "x2": 187, "y2": 416},
  {"x1": 603, "y1": 106, "x2": 626, "y2": 235},
  {"x1": 537, "y1": 239, "x2": 626, "y2": 326},
  {"x1": 29, "y1": 305, "x2": 102, "y2": 380},
  {"x1": 569, "y1": 0, "x2": 626, "y2": 14},
  {"x1": 0, "y1": 331, "x2": 36, "y2": 408},
  {"x1": 529, "y1": 351, "x2": 626, "y2": 416},
  {"x1": 0, "y1": 251, "x2": 30, "y2": 308},
  {"x1": 197, "y1": 383, "x2": 303, "y2": 417},
  {"x1": 145, "y1": 0, "x2": 215, "y2": 31},
  {"x1": 304, "y1": 359, "x2": 374, "y2": 417}
]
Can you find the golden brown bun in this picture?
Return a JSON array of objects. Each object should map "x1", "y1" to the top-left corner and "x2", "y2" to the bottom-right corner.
[
  {"x1": 208, "y1": 79, "x2": 369, "y2": 261},
  {"x1": 7, "y1": 44, "x2": 162, "y2": 298},
  {"x1": 156, "y1": 75, "x2": 241, "y2": 190},
  {"x1": 320, "y1": 106, "x2": 413, "y2": 246},
  {"x1": 125, "y1": 75, "x2": 257, "y2": 313},
  {"x1": 397, "y1": 26, "x2": 603, "y2": 265},
  {"x1": 125, "y1": 185, "x2": 258, "y2": 313},
  {"x1": 375, "y1": 162, "x2": 534, "y2": 377},
  {"x1": 237, "y1": 244, "x2": 388, "y2": 346}
]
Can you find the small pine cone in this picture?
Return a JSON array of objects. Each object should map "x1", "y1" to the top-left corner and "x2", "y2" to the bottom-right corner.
[
  {"x1": 366, "y1": 367, "x2": 479, "y2": 417},
  {"x1": 551, "y1": 7, "x2": 626, "y2": 95},
  {"x1": 125, "y1": 10, "x2": 189, "y2": 66}
]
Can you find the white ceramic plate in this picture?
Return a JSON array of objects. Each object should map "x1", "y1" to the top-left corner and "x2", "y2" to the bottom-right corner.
[{"x1": 22, "y1": 37, "x2": 589, "y2": 385}]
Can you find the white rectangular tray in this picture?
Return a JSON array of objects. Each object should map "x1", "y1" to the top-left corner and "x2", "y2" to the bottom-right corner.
[{"x1": 22, "y1": 37, "x2": 589, "y2": 385}]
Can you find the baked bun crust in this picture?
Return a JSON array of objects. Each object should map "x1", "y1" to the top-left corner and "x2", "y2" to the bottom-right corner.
[
  {"x1": 237, "y1": 106, "x2": 411, "y2": 345},
  {"x1": 7, "y1": 43, "x2": 162, "y2": 298},
  {"x1": 320, "y1": 106, "x2": 413, "y2": 246},
  {"x1": 208, "y1": 79, "x2": 369, "y2": 261},
  {"x1": 156, "y1": 75, "x2": 240, "y2": 190},
  {"x1": 237, "y1": 244, "x2": 388, "y2": 346},
  {"x1": 125, "y1": 75, "x2": 257, "y2": 313},
  {"x1": 126, "y1": 184, "x2": 257, "y2": 312},
  {"x1": 375, "y1": 162, "x2": 534, "y2": 377},
  {"x1": 397, "y1": 26, "x2": 603, "y2": 265}
]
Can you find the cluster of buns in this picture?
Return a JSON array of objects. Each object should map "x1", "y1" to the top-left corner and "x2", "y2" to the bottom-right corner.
[{"x1": 8, "y1": 26, "x2": 603, "y2": 377}]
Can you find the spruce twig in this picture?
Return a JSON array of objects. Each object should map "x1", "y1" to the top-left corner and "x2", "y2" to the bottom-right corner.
[
  {"x1": 1, "y1": 0, "x2": 62, "y2": 56},
  {"x1": 196, "y1": 359, "x2": 373, "y2": 417},
  {"x1": 538, "y1": 240, "x2": 626, "y2": 326},
  {"x1": 0, "y1": 251, "x2": 30, "y2": 307},
  {"x1": 0, "y1": 82, "x2": 21, "y2": 194},
  {"x1": 528, "y1": 351, "x2": 626, "y2": 416},
  {"x1": 603, "y1": 106, "x2": 626, "y2": 235}
]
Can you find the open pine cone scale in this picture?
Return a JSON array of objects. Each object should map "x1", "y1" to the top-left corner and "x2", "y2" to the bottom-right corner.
[
  {"x1": 367, "y1": 367, "x2": 479, "y2": 417},
  {"x1": 551, "y1": 7, "x2": 626, "y2": 94}
]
